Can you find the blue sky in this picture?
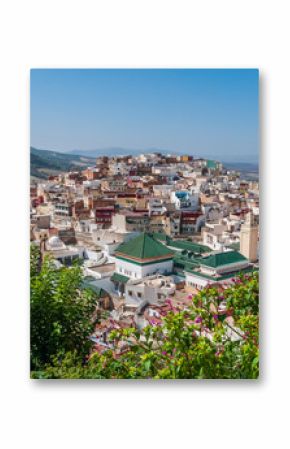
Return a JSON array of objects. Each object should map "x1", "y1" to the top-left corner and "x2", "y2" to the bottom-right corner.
[{"x1": 30, "y1": 69, "x2": 259, "y2": 162}]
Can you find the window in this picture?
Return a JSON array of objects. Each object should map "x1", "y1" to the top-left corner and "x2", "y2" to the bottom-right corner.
[
  {"x1": 137, "y1": 292, "x2": 142, "y2": 298},
  {"x1": 128, "y1": 290, "x2": 133, "y2": 296}
]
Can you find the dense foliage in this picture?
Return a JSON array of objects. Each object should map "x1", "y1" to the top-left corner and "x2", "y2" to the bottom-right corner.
[
  {"x1": 31, "y1": 244, "x2": 259, "y2": 379},
  {"x1": 30, "y1": 246, "x2": 97, "y2": 370}
]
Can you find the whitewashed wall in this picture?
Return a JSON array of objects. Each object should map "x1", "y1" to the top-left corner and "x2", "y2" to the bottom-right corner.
[{"x1": 115, "y1": 257, "x2": 173, "y2": 279}]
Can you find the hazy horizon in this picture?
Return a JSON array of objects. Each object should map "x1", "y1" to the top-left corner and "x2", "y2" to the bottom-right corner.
[{"x1": 31, "y1": 145, "x2": 258, "y2": 164}]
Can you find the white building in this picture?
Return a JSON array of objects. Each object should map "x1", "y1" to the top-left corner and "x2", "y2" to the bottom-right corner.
[
  {"x1": 45, "y1": 236, "x2": 84, "y2": 265},
  {"x1": 92, "y1": 226, "x2": 139, "y2": 255},
  {"x1": 124, "y1": 275, "x2": 176, "y2": 305},
  {"x1": 170, "y1": 190, "x2": 199, "y2": 211},
  {"x1": 114, "y1": 232, "x2": 174, "y2": 280},
  {"x1": 148, "y1": 198, "x2": 167, "y2": 216},
  {"x1": 152, "y1": 184, "x2": 174, "y2": 198},
  {"x1": 184, "y1": 250, "x2": 250, "y2": 290},
  {"x1": 111, "y1": 233, "x2": 174, "y2": 296}
]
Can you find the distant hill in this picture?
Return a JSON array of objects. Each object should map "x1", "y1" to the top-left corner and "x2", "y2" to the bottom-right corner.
[
  {"x1": 30, "y1": 147, "x2": 95, "y2": 180},
  {"x1": 223, "y1": 161, "x2": 259, "y2": 181},
  {"x1": 223, "y1": 162, "x2": 259, "y2": 172}
]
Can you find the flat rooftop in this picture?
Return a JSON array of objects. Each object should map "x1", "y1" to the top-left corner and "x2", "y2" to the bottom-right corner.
[{"x1": 88, "y1": 263, "x2": 115, "y2": 274}]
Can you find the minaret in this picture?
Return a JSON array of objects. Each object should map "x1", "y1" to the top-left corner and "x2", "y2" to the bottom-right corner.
[{"x1": 240, "y1": 212, "x2": 258, "y2": 262}]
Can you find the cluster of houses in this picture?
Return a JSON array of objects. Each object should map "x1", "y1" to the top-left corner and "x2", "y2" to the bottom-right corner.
[{"x1": 31, "y1": 152, "x2": 259, "y2": 348}]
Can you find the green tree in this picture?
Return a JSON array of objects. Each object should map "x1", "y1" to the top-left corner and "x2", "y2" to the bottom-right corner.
[{"x1": 30, "y1": 246, "x2": 97, "y2": 371}]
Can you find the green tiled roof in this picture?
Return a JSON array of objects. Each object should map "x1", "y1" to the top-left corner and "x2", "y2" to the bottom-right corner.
[
  {"x1": 184, "y1": 266, "x2": 257, "y2": 281},
  {"x1": 111, "y1": 273, "x2": 130, "y2": 283},
  {"x1": 174, "y1": 258, "x2": 199, "y2": 272},
  {"x1": 167, "y1": 239, "x2": 210, "y2": 254},
  {"x1": 115, "y1": 233, "x2": 173, "y2": 260},
  {"x1": 199, "y1": 251, "x2": 247, "y2": 268},
  {"x1": 151, "y1": 232, "x2": 168, "y2": 242}
]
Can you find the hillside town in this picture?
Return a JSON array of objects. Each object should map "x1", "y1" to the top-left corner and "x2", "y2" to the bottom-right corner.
[{"x1": 30, "y1": 152, "x2": 259, "y2": 355}]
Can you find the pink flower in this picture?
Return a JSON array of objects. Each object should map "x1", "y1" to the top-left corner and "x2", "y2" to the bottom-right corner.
[
  {"x1": 149, "y1": 318, "x2": 158, "y2": 325},
  {"x1": 194, "y1": 316, "x2": 202, "y2": 324}
]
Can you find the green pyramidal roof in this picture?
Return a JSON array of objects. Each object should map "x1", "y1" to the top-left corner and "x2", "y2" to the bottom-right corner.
[
  {"x1": 199, "y1": 251, "x2": 247, "y2": 268},
  {"x1": 115, "y1": 233, "x2": 173, "y2": 261}
]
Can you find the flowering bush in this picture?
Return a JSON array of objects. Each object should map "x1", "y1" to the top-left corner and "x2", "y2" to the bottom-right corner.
[{"x1": 32, "y1": 272, "x2": 259, "y2": 379}]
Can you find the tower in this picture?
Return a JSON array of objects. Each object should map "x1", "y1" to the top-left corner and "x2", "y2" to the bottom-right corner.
[{"x1": 240, "y1": 212, "x2": 258, "y2": 262}]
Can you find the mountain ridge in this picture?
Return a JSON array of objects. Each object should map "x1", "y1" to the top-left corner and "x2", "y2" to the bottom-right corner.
[{"x1": 30, "y1": 147, "x2": 95, "y2": 180}]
